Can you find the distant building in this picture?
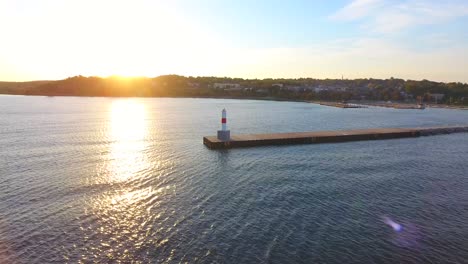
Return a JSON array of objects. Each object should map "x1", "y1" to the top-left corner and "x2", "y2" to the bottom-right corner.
[
  {"x1": 337, "y1": 86, "x2": 347, "y2": 92},
  {"x1": 313, "y1": 85, "x2": 347, "y2": 92},
  {"x1": 314, "y1": 86, "x2": 329, "y2": 93},
  {"x1": 285, "y1": 85, "x2": 304, "y2": 92},
  {"x1": 214, "y1": 83, "x2": 240, "y2": 89},
  {"x1": 224, "y1": 87, "x2": 243, "y2": 92},
  {"x1": 429, "y1": 93, "x2": 445, "y2": 103},
  {"x1": 187, "y1": 82, "x2": 200, "y2": 88},
  {"x1": 400, "y1": 91, "x2": 409, "y2": 99},
  {"x1": 272, "y1": 83, "x2": 284, "y2": 88}
]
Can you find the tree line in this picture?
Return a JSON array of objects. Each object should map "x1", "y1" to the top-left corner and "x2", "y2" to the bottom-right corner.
[{"x1": 0, "y1": 75, "x2": 467, "y2": 105}]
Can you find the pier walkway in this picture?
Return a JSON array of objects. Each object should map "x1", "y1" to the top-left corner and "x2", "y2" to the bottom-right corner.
[{"x1": 203, "y1": 126, "x2": 468, "y2": 149}]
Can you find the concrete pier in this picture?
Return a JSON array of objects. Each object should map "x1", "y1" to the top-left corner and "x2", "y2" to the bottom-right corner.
[
  {"x1": 318, "y1": 102, "x2": 368, "y2": 108},
  {"x1": 203, "y1": 125, "x2": 468, "y2": 149}
]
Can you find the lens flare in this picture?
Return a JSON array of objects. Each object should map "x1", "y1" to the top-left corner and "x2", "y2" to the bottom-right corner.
[{"x1": 383, "y1": 216, "x2": 403, "y2": 232}]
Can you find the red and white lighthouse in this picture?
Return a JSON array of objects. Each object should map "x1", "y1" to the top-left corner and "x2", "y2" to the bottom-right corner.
[
  {"x1": 221, "y1": 108, "x2": 227, "y2": 131},
  {"x1": 217, "y1": 108, "x2": 231, "y2": 141}
]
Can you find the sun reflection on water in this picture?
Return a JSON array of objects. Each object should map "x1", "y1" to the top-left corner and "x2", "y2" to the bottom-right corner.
[
  {"x1": 81, "y1": 100, "x2": 161, "y2": 261},
  {"x1": 109, "y1": 100, "x2": 148, "y2": 182},
  {"x1": 111, "y1": 100, "x2": 146, "y2": 141},
  {"x1": 80, "y1": 99, "x2": 178, "y2": 261}
]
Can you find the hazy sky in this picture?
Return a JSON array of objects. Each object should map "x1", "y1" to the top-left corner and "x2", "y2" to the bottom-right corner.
[{"x1": 1, "y1": 0, "x2": 468, "y2": 82}]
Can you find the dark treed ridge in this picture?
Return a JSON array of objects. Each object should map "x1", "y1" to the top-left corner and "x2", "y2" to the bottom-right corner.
[{"x1": 0, "y1": 75, "x2": 467, "y2": 105}]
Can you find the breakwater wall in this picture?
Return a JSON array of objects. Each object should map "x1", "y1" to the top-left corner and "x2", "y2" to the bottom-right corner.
[{"x1": 203, "y1": 126, "x2": 468, "y2": 149}]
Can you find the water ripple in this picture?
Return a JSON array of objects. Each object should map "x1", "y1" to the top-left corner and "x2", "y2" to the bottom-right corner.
[{"x1": 1, "y1": 97, "x2": 468, "y2": 263}]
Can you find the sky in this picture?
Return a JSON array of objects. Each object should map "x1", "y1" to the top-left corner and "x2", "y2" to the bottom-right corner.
[{"x1": 1, "y1": 0, "x2": 468, "y2": 82}]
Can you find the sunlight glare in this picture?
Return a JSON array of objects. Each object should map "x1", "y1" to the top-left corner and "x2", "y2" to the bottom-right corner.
[
  {"x1": 108, "y1": 100, "x2": 148, "y2": 182},
  {"x1": 111, "y1": 100, "x2": 146, "y2": 141}
]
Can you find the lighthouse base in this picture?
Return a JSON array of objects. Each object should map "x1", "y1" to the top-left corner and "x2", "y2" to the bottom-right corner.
[{"x1": 217, "y1": 130, "x2": 231, "y2": 141}]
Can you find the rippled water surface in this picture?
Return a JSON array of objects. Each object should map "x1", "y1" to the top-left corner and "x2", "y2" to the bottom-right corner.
[{"x1": 1, "y1": 95, "x2": 468, "y2": 263}]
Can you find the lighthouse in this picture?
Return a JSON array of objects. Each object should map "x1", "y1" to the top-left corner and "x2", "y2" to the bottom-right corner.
[{"x1": 217, "y1": 109, "x2": 230, "y2": 141}]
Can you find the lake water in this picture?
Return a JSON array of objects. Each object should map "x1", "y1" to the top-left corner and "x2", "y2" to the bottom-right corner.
[{"x1": 1, "y1": 95, "x2": 468, "y2": 263}]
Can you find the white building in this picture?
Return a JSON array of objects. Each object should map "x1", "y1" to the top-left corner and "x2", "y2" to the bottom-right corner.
[
  {"x1": 314, "y1": 85, "x2": 347, "y2": 92},
  {"x1": 285, "y1": 86, "x2": 305, "y2": 92},
  {"x1": 429, "y1": 93, "x2": 445, "y2": 103},
  {"x1": 214, "y1": 83, "x2": 241, "y2": 89}
]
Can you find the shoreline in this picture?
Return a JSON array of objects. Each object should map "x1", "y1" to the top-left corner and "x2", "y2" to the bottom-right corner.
[
  {"x1": 308, "y1": 100, "x2": 468, "y2": 110},
  {"x1": 362, "y1": 102, "x2": 468, "y2": 110},
  {"x1": 2, "y1": 92, "x2": 468, "y2": 110},
  {"x1": 0, "y1": 93, "x2": 311, "y2": 104}
]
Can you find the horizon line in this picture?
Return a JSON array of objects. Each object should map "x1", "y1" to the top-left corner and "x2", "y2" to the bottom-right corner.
[{"x1": 2, "y1": 74, "x2": 467, "y2": 85}]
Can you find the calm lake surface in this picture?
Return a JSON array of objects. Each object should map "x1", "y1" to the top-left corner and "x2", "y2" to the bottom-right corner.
[{"x1": 1, "y1": 95, "x2": 468, "y2": 263}]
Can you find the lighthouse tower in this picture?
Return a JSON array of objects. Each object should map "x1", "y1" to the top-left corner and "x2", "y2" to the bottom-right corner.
[{"x1": 217, "y1": 109, "x2": 231, "y2": 141}]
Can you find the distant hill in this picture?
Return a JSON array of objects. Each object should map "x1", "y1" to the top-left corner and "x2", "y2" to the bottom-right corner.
[
  {"x1": 0, "y1": 81, "x2": 54, "y2": 95},
  {"x1": 0, "y1": 75, "x2": 467, "y2": 105}
]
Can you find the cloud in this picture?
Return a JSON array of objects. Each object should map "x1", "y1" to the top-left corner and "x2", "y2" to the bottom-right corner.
[
  {"x1": 331, "y1": 0, "x2": 468, "y2": 33},
  {"x1": 221, "y1": 37, "x2": 468, "y2": 82},
  {"x1": 322, "y1": 1, "x2": 468, "y2": 82},
  {"x1": 330, "y1": 0, "x2": 384, "y2": 21}
]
